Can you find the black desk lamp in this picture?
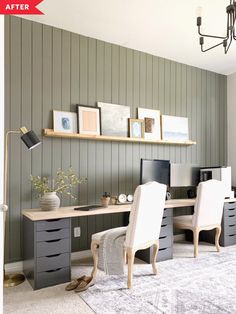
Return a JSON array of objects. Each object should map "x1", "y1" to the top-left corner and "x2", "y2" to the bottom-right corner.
[{"x1": 3, "y1": 126, "x2": 41, "y2": 287}]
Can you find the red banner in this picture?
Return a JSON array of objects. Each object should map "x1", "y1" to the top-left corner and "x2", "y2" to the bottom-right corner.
[{"x1": 0, "y1": 0, "x2": 44, "y2": 15}]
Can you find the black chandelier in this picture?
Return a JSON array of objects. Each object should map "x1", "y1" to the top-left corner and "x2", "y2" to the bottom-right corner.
[{"x1": 197, "y1": 0, "x2": 236, "y2": 54}]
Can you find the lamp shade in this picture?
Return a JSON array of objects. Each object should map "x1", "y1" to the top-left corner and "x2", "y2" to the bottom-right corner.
[{"x1": 20, "y1": 130, "x2": 41, "y2": 150}]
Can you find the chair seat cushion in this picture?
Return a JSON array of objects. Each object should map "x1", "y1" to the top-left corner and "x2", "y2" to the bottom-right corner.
[
  {"x1": 173, "y1": 215, "x2": 193, "y2": 229},
  {"x1": 92, "y1": 227, "x2": 127, "y2": 244}
]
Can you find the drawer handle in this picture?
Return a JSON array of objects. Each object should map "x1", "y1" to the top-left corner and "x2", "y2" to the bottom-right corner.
[
  {"x1": 229, "y1": 215, "x2": 235, "y2": 218},
  {"x1": 229, "y1": 224, "x2": 236, "y2": 227},
  {"x1": 46, "y1": 253, "x2": 61, "y2": 258},
  {"x1": 159, "y1": 248, "x2": 167, "y2": 252},
  {"x1": 46, "y1": 219, "x2": 61, "y2": 222},
  {"x1": 228, "y1": 202, "x2": 236, "y2": 204},
  {"x1": 161, "y1": 224, "x2": 167, "y2": 228},
  {"x1": 45, "y1": 268, "x2": 62, "y2": 273},
  {"x1": 159, "y1": 236, "x2": 167, "y2": 240},
  {"x1": 45, "y1": 229, "x2": 61, "y2": 233},
  {"x1": 228, "y1": 234, "x2": 236, "y2": 237},
  {"x1": 228, "y1": 208, "x2": 236, "y2": 211},
  {"x1": 46, "y1": 239, "x2": 61, "y2": 243}
]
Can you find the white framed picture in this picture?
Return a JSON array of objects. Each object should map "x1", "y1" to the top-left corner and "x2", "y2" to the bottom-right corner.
[
  {"x1": 53, "y1": 110, "x2": 77, "y2": 134},
  {"x1": 161, "y1": 115, "x2": 189, "y2": 141},
  {"x1": 137, "y1": 108, "x2": 161, "y2": 140}
]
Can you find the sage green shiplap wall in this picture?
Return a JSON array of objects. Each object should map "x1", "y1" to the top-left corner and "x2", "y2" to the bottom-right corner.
[{"x1": 5, "y1": 16, "x2": 227, "y2": 263}]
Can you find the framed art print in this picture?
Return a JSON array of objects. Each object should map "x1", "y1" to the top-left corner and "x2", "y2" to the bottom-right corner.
[
  {"x1": 129, "y1": 119, "x2": 144, "y2": 138},
  {"x1": 137, "y1": 108, "x2": 161, "y2": 140},
  {"x1": 97, "y1": 102, "x2": 130, "y2": 137},
  {"x1": 53, "y1": 110, "x2": 77, "y2": 134},
  {"x1": 77, "y1": 105, "x2": 101, "y2": 135},
  {"x1": 161, "y1": 115, "x2": 189, "y2": 141}
]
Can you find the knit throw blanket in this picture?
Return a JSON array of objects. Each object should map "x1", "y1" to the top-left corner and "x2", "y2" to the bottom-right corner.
[{"x1": 98, "y1": 227, "x2": 127, "y2": 275}]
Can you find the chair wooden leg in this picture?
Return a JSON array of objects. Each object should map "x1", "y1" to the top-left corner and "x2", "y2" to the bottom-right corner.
[
  {"x1": 91, "y1": 241, "x2": 99, "y2": 279},
  {"x1": 215, "y1": 226, "x2": 221, "y2": 252},
  {"x1": 152, "y1": 241, "x2": 159, "y2": 275},
  {"x1": 193, "y1": 228, "x2": 199, "y2": 258},
  {"x1": 127, "y1": 249, "x2": 135, "y2": 289},
  {"x1": 123, "y1": 249, "x2": 127, "y2": 264}
]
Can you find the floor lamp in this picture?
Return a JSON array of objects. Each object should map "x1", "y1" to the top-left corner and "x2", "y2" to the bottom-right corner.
[{"x1": 3, "y1": 126, "x2": 41, "y2": 288}]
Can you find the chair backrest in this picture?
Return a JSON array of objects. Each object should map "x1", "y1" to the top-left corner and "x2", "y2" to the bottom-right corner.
[
  {"x1": 124, "y1": 181, "x2": 167, "y2": 249},
  {"x1": 192, "y1": 179, "x2": 225, "y2": 228}
]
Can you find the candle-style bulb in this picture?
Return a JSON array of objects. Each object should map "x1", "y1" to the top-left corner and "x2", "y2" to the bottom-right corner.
[{"x1": 196, "y1": 6, "x2": 202, "y2": 17}]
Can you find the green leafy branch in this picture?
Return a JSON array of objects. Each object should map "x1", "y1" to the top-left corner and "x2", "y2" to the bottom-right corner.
[{"x1": 30, "y1": 168, "x2": 87, "y2": 199}]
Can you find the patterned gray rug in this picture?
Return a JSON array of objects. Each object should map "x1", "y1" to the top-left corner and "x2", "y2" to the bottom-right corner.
[{"x1": 80, "y1": 249, "x2": 236, "y2": 314}]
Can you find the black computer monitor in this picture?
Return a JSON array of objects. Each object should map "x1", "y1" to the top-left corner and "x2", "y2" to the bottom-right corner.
[{"x1": 140, "y1": 159, "x2": 170, "y2": 186}]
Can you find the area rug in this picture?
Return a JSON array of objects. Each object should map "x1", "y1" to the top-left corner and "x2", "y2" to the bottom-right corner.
[{"x1": 79, "y1": 248, "x2": 236, "y2": 314}]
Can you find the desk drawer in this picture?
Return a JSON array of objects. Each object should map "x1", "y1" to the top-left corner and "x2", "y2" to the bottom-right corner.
[
  {"x1": 224, "y1": 213, "x2": 236, "y2": 226},
  {"x1": 163, "y1": 208, "x2": 173, "y2": 217},
  {"x1": 160, "y1": 224, "x2": 173, "y2": 237},
  {"x1": 159, "y1": 236, "x2": 172, "y2": 249},
  {"x1": 224, "y1": 202, "x2": 236, "y2": 211},
  {"x1": 37, "y1": 253, "x2": 70, "y2": 273},
  {"x1": 157, "y1": 247, "x2": 173, "y2": 262},
  {"x1": 161, "y1": 216, "x2": 172, "y2": 226},
  {"x1": 36, "y1": 267, "x2": 70, "y2": 289},
  {"x1": 225, "y1": 224, "x2": 236, "y2": 236},
  {"x1": 36, "y1": 228, "x2": 70, "y2": 242},
  {"x1": 36, "y1": 238, "x2": 70, "y2": 257},
  {"x1": 223, "y1": 234, "x2": 236, "y2": 246},
  {"x1": 36, "y1": 219, "x2": 70, "y2": 231}
]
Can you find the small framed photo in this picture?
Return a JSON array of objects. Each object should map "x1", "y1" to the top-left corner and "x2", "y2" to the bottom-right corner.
[
  {"x1": 129, "y1": 119, "x2": 144, "y2": 138},
  {"x1": 77, "y1": 105, "x2": 101, "y2": 135},
  {"x1": 53, "y1": 110, "x2": 77, "y2": 133}
]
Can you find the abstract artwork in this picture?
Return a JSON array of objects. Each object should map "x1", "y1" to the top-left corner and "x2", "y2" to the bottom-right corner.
[
  {"x1": 161, "y1": 115, "x2": 189, "y2": 141},
  {"x1": 137, "y1": 108, "x2": 161, "y2": 140},
  {"x1": 77, "y1": 105, "x2": 101, "y2": 135},
  {"x1": 53, "y1": 110, "x2": 77, "y2": 133},
  {"x1": 97, "y1": 102, "x2": 130, "y2": 137}
]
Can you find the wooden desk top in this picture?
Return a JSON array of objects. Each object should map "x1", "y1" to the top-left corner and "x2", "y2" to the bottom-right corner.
[{"x1": 22, "y1": 198, "x2": 236, "y2": 221}]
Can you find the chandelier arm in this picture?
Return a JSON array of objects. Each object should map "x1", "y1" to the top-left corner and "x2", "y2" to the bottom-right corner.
[
  {"x1": 201, "y1": 41, "x2": 224, "y2": 53},
  {"x1": 198, "y1": 26, "x2": 227, "y2": 40},
  {"x1": 225, "y1": 32, "x2": 233, "y2": 53}
]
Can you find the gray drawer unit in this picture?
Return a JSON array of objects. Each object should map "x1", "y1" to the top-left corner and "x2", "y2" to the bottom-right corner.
[
  {"x1": 23, "y1": 217, "x2": 71, "y2": 290},
  {"x1": 136, "y1": 208, "x2": 173, "y2": 263},
  {"x1": 200, "y1": 202, "x2": 236, "y2": 247}
]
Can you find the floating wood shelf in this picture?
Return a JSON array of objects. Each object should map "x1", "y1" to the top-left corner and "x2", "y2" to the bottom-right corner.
[{"x1": 43, "y1": 129, "x2": 197, "y2": 146}]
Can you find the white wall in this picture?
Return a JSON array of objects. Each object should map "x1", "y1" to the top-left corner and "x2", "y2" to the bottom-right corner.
[
  {"x1": 0, "y1": 15, "x2": 4, "y2": 314},
  {"x1": 227, "y1": 72, "x2": 236, "y2": 186}
]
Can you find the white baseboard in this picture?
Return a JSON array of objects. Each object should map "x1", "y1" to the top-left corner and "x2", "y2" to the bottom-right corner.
[
  {"x1": 5, "y1": 261, "x2": 23, "y2": 273},
  {"x1": 174, "y1": 234, "x2": 185, "y2": 242},
  {"x1": 5, "y1": 250, "x2": 92, "y2": 273}
]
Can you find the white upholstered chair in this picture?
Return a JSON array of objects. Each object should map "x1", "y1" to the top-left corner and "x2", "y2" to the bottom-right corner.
[
  {"x1": 90, "y1": 181, "x2": 167, "y2": 289},
  {"x1": 173, "y1": 179, "x2": 225, "y2": 258}
]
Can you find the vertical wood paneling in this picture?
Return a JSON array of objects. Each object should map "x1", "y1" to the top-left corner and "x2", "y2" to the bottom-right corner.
[{"x1": 5, "y1": 16, "x2": 228, "y2": 262}]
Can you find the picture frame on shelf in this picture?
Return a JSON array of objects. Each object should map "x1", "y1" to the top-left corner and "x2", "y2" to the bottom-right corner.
[
  {"x1": 77, "y1": 105, "x2": 101, "y2": 135},
  {"x1": 161, "y1": 115, "x2": 189, "y2": 141},
  {"x1": 137, "y1": 108, "x2": 161, "y2": 140},
  {"x1": 97, "y1": 102, "x2": 130, "y2": 137},
  {"x1": 129, "y1": 119, "x2": 144, "y2": 138},
  {"x1": 53, "y1": 110, "x2": 78, "y2": 134}
]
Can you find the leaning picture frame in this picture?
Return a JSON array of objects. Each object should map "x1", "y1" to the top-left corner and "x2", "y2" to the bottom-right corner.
[
  {"x1": 53, "y1": 110, "x2": 78, "y2": 134},
  {"x1": 77, "y1": 105, "x2": 101, "y2": 135},
  {"x1": 129, "y1": 119, "x2": 144, "y2": 138}
]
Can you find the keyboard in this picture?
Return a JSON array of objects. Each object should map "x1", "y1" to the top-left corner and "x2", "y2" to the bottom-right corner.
[{"x1": 74, "y1": 205, "x2": 105, "y2": 211}]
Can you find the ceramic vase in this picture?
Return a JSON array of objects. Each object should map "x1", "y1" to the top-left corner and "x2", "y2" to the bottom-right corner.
[
  {"x1": 40, "y1": 192, "x2": 60, "y2": 211},
  {"x1": 100, "y1": 197, "x2": 110, "y2": 207}
]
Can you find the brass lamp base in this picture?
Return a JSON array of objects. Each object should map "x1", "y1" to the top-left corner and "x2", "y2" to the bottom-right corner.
[{"x1": 4, "y1": 273, "x2": 25, "y2": 288}]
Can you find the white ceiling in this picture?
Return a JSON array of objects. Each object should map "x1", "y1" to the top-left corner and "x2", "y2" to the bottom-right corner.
[{"x1": 19, "y1": 0, "x2": 236, "y2": 75}]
